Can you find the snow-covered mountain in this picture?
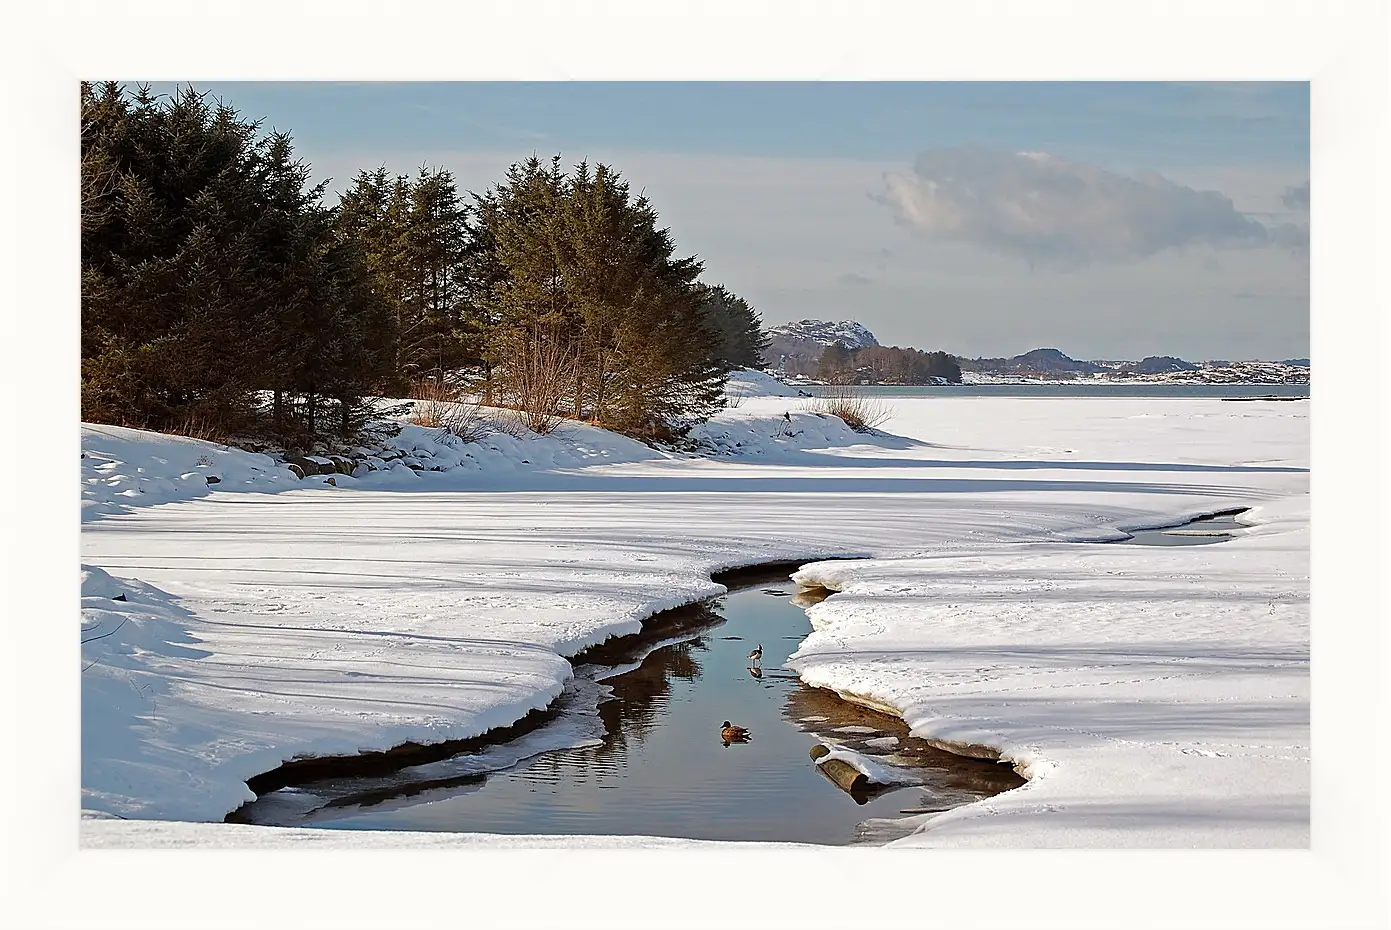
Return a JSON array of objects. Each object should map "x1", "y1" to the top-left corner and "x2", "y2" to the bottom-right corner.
[
  {"x1": 765, "y1": 319, "x2": 881, "y2": 376},
  {"x1": 766, "y1": 319, "x2": 880, "y2": 351}
]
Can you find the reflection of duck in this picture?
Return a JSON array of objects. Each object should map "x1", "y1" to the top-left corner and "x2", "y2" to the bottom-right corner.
[
  {"x1": 720, "y1": 721, "x2": 751, "y2": 744},
  {"x1": 747, "y1": 666, "x2": 763, "y2": 679},
  {"x1": 747, "y1": 643, "x2": 762, "y2": 667}
]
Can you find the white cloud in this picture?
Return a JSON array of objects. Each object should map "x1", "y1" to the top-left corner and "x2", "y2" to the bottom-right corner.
[{"x1": 878, "y1": 147, "x2": 1274, "y2": 267}]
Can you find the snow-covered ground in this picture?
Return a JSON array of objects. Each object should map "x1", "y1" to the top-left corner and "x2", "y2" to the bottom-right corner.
[{"x1": 78, "y1": 372, "x2": 1309, "y2": 854}]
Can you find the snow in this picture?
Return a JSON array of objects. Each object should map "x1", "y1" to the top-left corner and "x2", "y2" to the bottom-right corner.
[
  {"x1": 766, "y1": 318, "x2": 880, "y2": 350},
  {"x1": 79, "y1": 818, "x2": 808, "y2": 849},
  {"x1": 723, "y1": 367, "x2": 809, "y2": 398},
  {"x1": 78, "y1": 374, "x2": 1309, "y2": 851},
  {"x1": 82, "y1": 422, "x2": 300, "y2": 519},
  {"x1": 813, "y1": 745, "x2": 910, "y2": 785}
]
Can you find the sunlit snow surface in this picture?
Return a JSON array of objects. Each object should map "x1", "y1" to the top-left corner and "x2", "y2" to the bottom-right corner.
[{"x1": 80, "y1": 375, "x2": 1308, "y2": 846}]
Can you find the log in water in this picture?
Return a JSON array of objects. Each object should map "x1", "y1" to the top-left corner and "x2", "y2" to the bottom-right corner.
[{"x1": 810, "y1": 743, "x2": 869, "y2": 794}]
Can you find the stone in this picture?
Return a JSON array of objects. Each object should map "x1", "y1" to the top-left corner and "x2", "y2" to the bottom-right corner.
[
  {"x1": 205, "y1": 475, "x2": 221, "y2": 485},
  {"x1": 286, "y1": 456, "x2": 318, "y2": 478}
]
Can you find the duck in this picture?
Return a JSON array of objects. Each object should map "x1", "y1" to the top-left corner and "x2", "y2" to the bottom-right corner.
[
  {"x1": 747, "y1": 643, "x2": 763, "y2": 666},
  {"x1": 720, "y1": 721, "x2": 751, "y2": 743}
]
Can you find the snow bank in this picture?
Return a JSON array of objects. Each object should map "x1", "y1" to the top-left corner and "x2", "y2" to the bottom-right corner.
[
  {"x1": 82, "y1": 423, "x2": 299, "y2": 520},
  {"x1": 788, "y1": 510, "x2": 1309, "y2": 846},
  {"x1": 81, "y1": 394, "x2": 1308, "y2": 848},
  {"x1": 80, "y1": 563, "x2": 573, "y2": 821},
  {"x1": 724, "y1": 368, "x2": 809, "y2": 399}
]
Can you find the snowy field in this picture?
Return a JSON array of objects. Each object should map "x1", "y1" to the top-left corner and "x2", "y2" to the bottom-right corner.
[{"x1": 76, "y1": 371, "x2": 1312, "y2": 855}]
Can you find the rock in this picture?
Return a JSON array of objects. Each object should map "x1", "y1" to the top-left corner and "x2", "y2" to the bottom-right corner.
[
  {"x1": 327, "y1": 454, "x2": 354, "y2": 475},
  {"x1": 325, "y1": 477, "x2": 337, "y2": 487},
  {"x1": 205, "y1": 475, "x2": 221, "y2": 485},
  {"x1": 286, "y1": 455, "x2": 319, "y2": 478},
  {"x1": 113, "y1": 593, "x2": 127, "y2": 602},
  {"x1": 287, "y1": 463, "x2": 306, "y2": 479}
]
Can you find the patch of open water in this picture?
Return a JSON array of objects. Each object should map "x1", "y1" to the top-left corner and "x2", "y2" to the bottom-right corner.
[
  {"x1": 1116, "y1": 508, "x2": 1250, "y2": 546},
  {"x1": 234, "y1": 575, "x2": 1023, "y2": 845}
]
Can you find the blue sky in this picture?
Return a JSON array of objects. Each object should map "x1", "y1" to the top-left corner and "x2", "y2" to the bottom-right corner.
[{"x1": 141, "y1": 81, "x2": 1310, "y2": 360}]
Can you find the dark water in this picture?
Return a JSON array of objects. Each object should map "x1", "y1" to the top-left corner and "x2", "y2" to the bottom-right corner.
[
  {"x1": 802, "y1": 383, "x2": 1309, "y2": 399},
  {"x1": 236, "y1": 580, "x2": 1023, "y2": 845},
  {"x1": 1117, "y1": 509, "x2": 1250, "y2": 547}
]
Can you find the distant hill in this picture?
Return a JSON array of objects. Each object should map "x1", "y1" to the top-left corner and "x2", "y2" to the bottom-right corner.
[
  {"x1": 767, "y1": 327, "x2": 1308, "y2": 386},
  {"x1": 1124, "y1": 356, "x2": 1200, "y2": 375},
  {"x1": 961, "y1": 347, "x2": 1106, "y2": 375},
  {"x1": 1011, "y1": 348, "x2": 1108, "y2": 374},
  {"x1": 766, "y1": 320, "x2": 880, "y2": 375}
]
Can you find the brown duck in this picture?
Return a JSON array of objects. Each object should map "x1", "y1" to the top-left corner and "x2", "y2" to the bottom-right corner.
[{"x1": 720, "y1": 721, "x2": 751, "y2": 743}]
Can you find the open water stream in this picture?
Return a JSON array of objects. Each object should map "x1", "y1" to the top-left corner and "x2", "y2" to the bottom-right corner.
[{"x1": 234, "y1": 573, "x2": 1024, "y2": 845}]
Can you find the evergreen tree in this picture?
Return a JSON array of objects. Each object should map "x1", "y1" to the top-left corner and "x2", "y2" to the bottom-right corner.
[
  {"x1": 695, "y1": 283, "x2": 768, "y2": 369},
  {"x1": 466, "y1": 155, "x2": 727, "y2": 437},
  {"x1": 81, "y1": 82, "x2": 397, "y2": 443},
  {"x1": 401, "y1": 166, "x2": 469, "y2": 374}
]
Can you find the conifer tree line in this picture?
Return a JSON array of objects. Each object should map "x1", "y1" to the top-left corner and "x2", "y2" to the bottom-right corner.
[
  {"x1": 815, "y1": 342, "x2": 962, "y2": 384},
  {"x1": 81, "y1": 84, "x2": 768, "y2": 445}
]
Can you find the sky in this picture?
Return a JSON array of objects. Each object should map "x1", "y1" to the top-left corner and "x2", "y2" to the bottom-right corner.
[{"x1": 142, "y1": 81, "x2": 1310, "y2": 361}]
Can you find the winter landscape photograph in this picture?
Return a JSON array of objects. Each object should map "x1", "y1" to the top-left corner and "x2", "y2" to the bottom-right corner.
[{"x1": 8, "y1": 3, "x2": 1387, "y2": 929}]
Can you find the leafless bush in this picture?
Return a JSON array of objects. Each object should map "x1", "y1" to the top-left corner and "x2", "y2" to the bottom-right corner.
[
  {"x1": 407, "y1": 372, "x2": 491, "y2": 444},
  {"x1": 496, "y1": 332, "x2": 578, "y2": 436},
  {"x1": 167, "y1": 412, "x2": 234, "y2": 446},
  {"x1": 814, "y1": 387, "x2": 891, "y2": 433},
  {"x1": 407, "y1": 374, "x2": 460, "y2": 428},
  {"x1": 437, "y1": 401, "x2": 491, "y2": 445}
]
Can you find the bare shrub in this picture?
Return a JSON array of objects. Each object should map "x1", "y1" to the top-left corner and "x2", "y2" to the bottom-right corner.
[
  {"x1": 167, "y1": 412, "x2": 234, "y2": 446},
  {"x1": 496, "y1": 332, "x2": 578, "y2": 436},
  {"x1": 406, "y1": 372, "x2": 491, "y2": 444},
  {"x1": 406, "y1": 374, "x2": 460, "y2": 428},
  {"x1": 814, "y1": 387, "x2": 891, "y2": 433},
  {"x1": 436, "y1": 400, "x2": 491, "y2": 445}
]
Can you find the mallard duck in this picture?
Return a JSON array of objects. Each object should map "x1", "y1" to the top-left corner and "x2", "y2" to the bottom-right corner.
[
  {"x1": 747, "y1": 643, "x2": 763, "y2": 666},
  {"x1": 720, "y1": 721, "x2": 751, "y2": 743}
]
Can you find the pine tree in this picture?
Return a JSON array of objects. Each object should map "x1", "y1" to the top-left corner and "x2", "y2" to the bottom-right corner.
[
  {"x1": 82, "y1": 83, "x2": 398, "y2": 443},
  {"x1": 695, "y1": 283, "x2": 768, "y2": 369}
]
